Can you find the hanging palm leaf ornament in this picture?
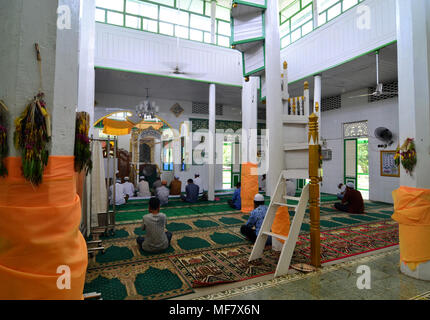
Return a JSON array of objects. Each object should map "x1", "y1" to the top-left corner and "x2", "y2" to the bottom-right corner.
[
  {"x1": 13, "y1": 44, "x2": 51, "y2": 186},
  {"x1": 74, "y1": 112, "x2": 92, "y2": 174}
]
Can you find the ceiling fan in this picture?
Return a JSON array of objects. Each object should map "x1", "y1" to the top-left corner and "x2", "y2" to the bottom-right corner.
[
  {"x1": 348, "y1": 50, "x2": 398, "y2": 99},
  {"x1": 154, "y1": 0, "x2": 206, "y2": 77}
]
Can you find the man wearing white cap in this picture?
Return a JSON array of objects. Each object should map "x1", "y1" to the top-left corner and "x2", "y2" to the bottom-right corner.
[
  {"x1": 109, "y1": 179, "x2": 128, "y2": 206},
  {"x1": 122, "y1": 177, "x2": 135, "y2": 198},
  {"x1": 240, "y1": 193, "x2": 271, "y2": 245},
  {"x1": 334, "y1": 182, "x2": 364, "y2": 214},
  {"x1": 137, "y1": 176, "x2": 151, "y2": 198}
]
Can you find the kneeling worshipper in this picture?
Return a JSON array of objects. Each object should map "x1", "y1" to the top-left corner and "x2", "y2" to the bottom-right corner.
[
  {"x1": 286, "y1": 178, "x2": 296, "y2": 197},
  {"x1": 181, "y1": 179, "x2": 199, "y2": 203},
  {"x1": 152, "y1": 176, "x2": 162, "y2": 193},
  {"x1": 169, "y1": 176, "x2": 182, "y2": 195},
  {"x1": 228, "y1": 182, "x2": 241, "y2": 210},
  {"x1": 137, "y1": 176, "x2": 151, "y2": 197},
  {"x1": 156, "y1": 180, "x2": 170, "y2": 206},
  {"x1": 109, "y1": 179, "x2": 128, "y2": 206},
  {"x1": 240, "y1": 194, "x2": 271, "y2": 245},
  {"x1": 136, "y1": 197, "x2": 172, "y2": 253},
  {"x1": 334, "y1": 182, "x2": 364, "y2": 214},
  {"x1": 122, "y1": 176, "x2": 135, "y2": 198},
  {"x1": 337, "y1": 182, "x2": 346, "y2": 200},
  {"x1": 194, "y1": 173, "x2": 203, "y2": 196}
]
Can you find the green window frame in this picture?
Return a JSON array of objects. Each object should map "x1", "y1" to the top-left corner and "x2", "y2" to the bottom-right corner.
[
  {"x1": 280, "y1": 0, "x2": 367, "y2": 49},
  {"x1": 95, "y1": 0, "x2": 232, "y2": 47},
  {"x1": 162, "y1": 140, "x2": 174, "y2": 171},
  {"x1": 279, "y1": 0, "x2": 314, "y2": 49}
]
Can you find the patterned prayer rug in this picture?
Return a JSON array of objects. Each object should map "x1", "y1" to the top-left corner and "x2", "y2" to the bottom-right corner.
[
  {"x1": 171, "y1": 220, "x2": 399, "y2": 287},
  {"x1": 85, "y1": 197, "x2": 397, "y2": 298}
]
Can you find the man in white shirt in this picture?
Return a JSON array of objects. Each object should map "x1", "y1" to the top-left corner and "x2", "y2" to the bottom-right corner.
[
  {"x1": 137, "y1": 176, "x2": 151, "y2": 197},
  {"x1": 286, "y1": 179, "x2": 296, "y2": 197},
  {"x1": 156, "y1": 180, "x2": 170, "y2": 206},
  {"x1": 122, "y1": 177, "x2": 135, "y2": 198},
  {"x1": 259, "y1": 174, "x2": 266, "y2": 192},
  {"x1": 194, "y1": 173, "x2": 203, "y2": 196},
  {"x1": 109, "y1": 179, "x2": 127, "y2": 206}
]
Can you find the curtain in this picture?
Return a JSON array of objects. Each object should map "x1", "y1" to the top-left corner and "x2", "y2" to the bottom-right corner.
[{"x1": 91, "y1": 141, "x2": 107, "y2": 227}]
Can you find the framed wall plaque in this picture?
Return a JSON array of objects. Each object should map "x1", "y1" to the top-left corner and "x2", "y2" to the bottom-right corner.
[{"x1": 380, "y1": 150, "x2": 400, "y2": 177}]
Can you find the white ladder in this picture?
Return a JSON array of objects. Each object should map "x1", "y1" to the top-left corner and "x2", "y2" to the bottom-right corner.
[{"x1": 249, "y1": 171, "x2": 310, "y2": 278}]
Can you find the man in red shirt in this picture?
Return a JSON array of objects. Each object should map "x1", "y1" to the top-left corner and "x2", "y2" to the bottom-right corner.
[{"x1": 334, "y1": 182, "x2": 365, "y2": 214}]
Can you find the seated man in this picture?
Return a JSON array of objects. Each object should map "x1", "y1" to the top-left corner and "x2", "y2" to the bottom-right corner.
[
  {"x1": 194, "y1": 173, "x2": 203, "y2": 197},
  {"x1": 286, "y1": 179, "x2": 296, "y2": 197},
  {"x1": 180, "y1": 179, "x2": 199, "y2": 203},
  {"x1": 136, "y1": 197, "x2": 172, "y2": 253},
  {"x1": 152, "y1": 177, "x2": 162, "y2": 194},
  {"x1": 156, "y1": 180, "x2": 170, "y2": 206},
  {"x1": 122, "y1": 177, "x2": 135, "y2": 198},
  {"x1": 240, "y1": 194, "x2": 271, "y2": 245},
  {"x1": 259, "y1": 174, "x2": 266, "y2": 192},
  {"x1": 109, "y1": 179, "x2": 128, "y2": 206},
  {"x1": 337, "y1": 183, "x2": 346, "y2": 200},
  {"x1": 334, "y1": 182, "x2": 364, "y2": 214},
  {"x1": 169, "y1": 176, "x2": 182, "y2": 196},
  {"x1": 228, "y1": 182, "x2": 241, "y2": 210},
  {"x1": 137, "y1": 176, "x2": 151, "y2": 197}
]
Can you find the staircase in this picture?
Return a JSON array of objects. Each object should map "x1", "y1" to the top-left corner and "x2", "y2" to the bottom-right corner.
[{"x1": 231, "y1": 0, "x2": 317, "y2": 278}]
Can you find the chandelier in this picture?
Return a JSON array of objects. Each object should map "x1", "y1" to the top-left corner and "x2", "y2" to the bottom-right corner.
[{"x1": 136, "y1": 88, "x2": 159, "y2": 120}]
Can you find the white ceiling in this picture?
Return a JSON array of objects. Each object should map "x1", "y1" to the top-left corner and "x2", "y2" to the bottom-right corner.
[
  {"x1": 95, "y1": 69, "x2": 243, "y2": 107},
  {"x1": 288, "y1": 43, "x2": 398, "y2": 98},
  {"x1": 95, "y1": 43, "x2": 398, "y2": 113}
]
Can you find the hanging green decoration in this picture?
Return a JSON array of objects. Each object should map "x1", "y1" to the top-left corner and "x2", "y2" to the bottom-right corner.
[
  {"x1": 14, "y1": 92, "x2": 51, "y2": 186},
  {"x1": 0, "y1": 100, "x2": 9, "y2": 177},
  {"x1": 74, "y1": 112, "x2": 92, "y2": 174}
]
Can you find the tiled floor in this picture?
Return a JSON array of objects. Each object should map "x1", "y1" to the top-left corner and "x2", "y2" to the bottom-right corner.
[{"x1": 196, "y1": 249, "x2": 430, "y2": 300}]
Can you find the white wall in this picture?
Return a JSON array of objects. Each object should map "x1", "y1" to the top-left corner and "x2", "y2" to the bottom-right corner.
[
  {"x1": 95, "y1": 23, "x2": 243, "y2": 87},
  {"x1": 281, "y1": 0, "x2": 397, "y2": 83},
  {"x1": 321, "y1": 90, "x2": 399, "y2": 203},
  {"x1": 94, "y1": 92, "x2": 243, "y2": 192}
]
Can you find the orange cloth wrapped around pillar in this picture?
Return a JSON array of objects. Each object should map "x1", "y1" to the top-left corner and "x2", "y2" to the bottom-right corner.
[
  {"x1": 240, "y1": 163, "x2": 259, "y2": 213},
  {"x1": 392, "y1": 186, "x2": 430, "y2": 270},
  {"x1": 272, "y1": 206, "x2": 291, "y2": 244},
  {"x1": 0, "y1": 156, "x2": 88, "y2": 300}
]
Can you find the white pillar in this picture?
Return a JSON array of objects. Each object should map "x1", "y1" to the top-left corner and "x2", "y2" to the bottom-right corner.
[
  {"x1": 78, "y1": 0, "x2": 96, "y2": 135},
  {"x1": 210, "y1": 0, "x2": 217, "y2": 44},
  {"x1": 241, "y1": 77, "x2": 258, "y2": 163},
  {"x1": 396, "y1": 0, "x2": 430, "y2": 280},
  {"x1": 208, "y1": 84, "x2": 216, "y2": 201},
  {"x1": 396, "y1": 0, "x2": 430, "y2": 188},
  {"x1": 265, "y1": 0, "x2": 283, "y2": 197},
  {"x1": 0, "y1": 0, "x2": 80, "y2": 157},
  {"x1": 313, "y1": 0, "x2": 319, "y2": 28}
]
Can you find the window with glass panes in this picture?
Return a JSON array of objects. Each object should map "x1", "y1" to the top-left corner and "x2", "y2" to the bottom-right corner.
[
  {"x1": 279, "y1": 0, "x2": 314, "y2": 48},
  {"x1": 163, "y1": 140, "x2": 174, "y2": 171},
  {"x1": 95, "y1": 0, "x2": 232, "y2": 47},
  {"x1": 279, "y1": 0, "x2": 366, "y2": 49}
]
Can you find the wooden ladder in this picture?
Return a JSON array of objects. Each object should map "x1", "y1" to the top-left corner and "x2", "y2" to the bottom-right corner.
[{"x1": 249, "y1": 171, "x2": 310, "y2": 278}]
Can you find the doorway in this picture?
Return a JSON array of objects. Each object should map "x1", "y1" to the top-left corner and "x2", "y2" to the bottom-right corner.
[
  {"x1": 357, "y1": 138, "x2": 369, "y2": 200},
  {"x1": 222, "y1": 142, "x2": 233, "y2": 190},
  {"x1": 344, "y1": 137, "x2": 369, "y2": 200}
]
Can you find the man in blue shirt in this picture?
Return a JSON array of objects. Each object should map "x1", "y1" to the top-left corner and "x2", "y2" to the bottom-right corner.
[
  {"x1": 180, "y1": 179, "x2": 199, "y2": 203},
  {"x1": 240, "y1": 193, "x2": 271, "y2": 245},
  {"x1": 228, "y1": 182, "x2": 241, "y2": 210}
]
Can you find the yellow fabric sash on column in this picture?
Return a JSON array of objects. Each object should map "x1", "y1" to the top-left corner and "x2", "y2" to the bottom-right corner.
[
  {"x1": 0, "y1": 156, "x2": 88, "y2": 300},
  {"x1": 240, "y1": 162, "x2": 259, "y2": 213},
  {"x1": 392, "y1": 186, "x2": 430, "y2": 271}
]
